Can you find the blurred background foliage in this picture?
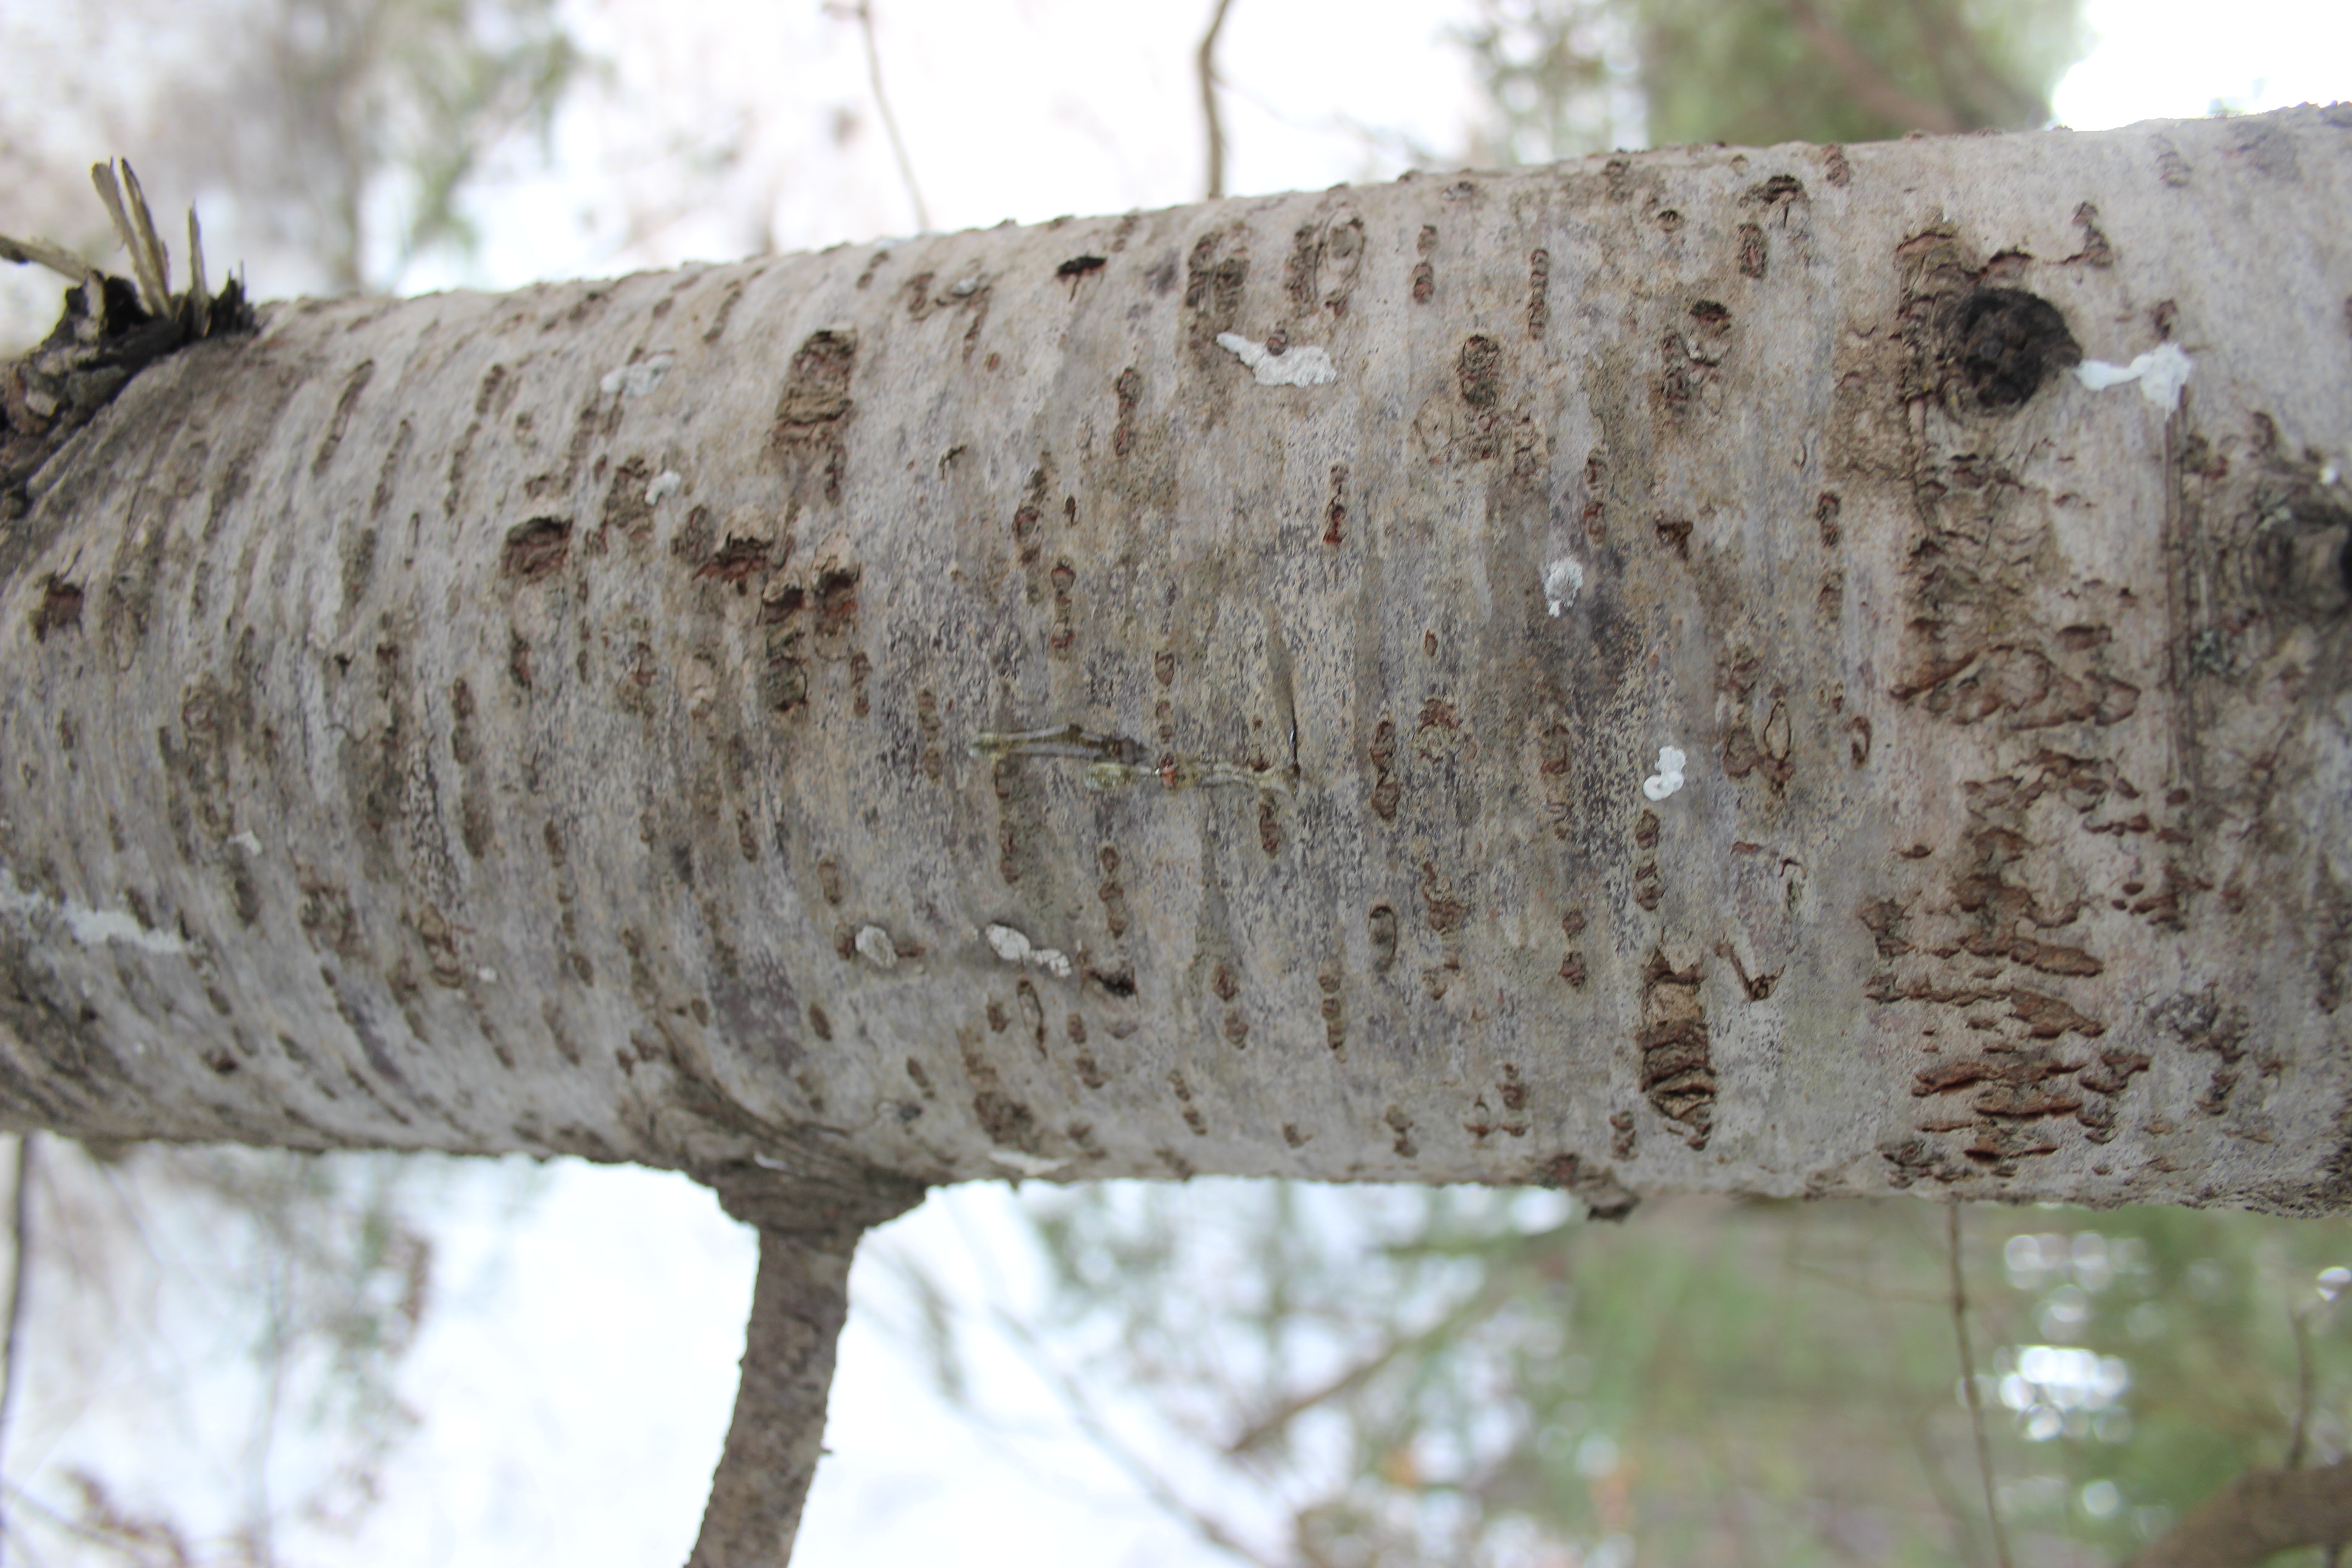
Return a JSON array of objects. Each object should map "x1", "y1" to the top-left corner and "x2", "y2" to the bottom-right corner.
[
  {"x1": 1458, "y1": 0, "x2": 2086, "y2": 162},
  {"x1": 150, "y1": 0, "x2": 581, "y2": 294},
  {"x1": 0, "y1": 1141, "x2": 520, "y2": 1563},
  {"x1": 13, "y1": 1, "x2": 2352, "y2": 1564},
  {"x1": 887, "y1": 1181, "x2": 2351, "y2": 1567}
]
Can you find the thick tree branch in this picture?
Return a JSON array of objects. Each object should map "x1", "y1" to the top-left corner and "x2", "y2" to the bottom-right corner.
[
  {"x1": 3, "y1": 109, "x2": 2350, "y2": 1214},
  {"x1": 2127, "y1": 1461, "x2": 2352, "y2": 1568}
]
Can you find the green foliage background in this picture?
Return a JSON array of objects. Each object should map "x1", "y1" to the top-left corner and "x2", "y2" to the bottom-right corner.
[
  {"x1": 951, "y1": 1184, "x2": 2352, "y2": 1567},
  {"x1": 1459, "y1": 0, "x2": 2087, "y2": 161}
]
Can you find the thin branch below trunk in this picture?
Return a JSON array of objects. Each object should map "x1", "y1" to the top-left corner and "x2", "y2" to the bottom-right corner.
[
  {"x1": 685, "y1": 1221, "x2": 867, "y2": 1568},
  {"x1": 1199, "y1": 0, "x2": 1237, "y2": 200},
  {"x1": 686, "y1": 1166, "x2": 922, "y2": 1568}
]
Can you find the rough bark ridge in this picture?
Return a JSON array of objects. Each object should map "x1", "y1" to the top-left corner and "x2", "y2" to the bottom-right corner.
[{"x1": 1, "y1": 108, "x2": 2349, "y2": 1221}]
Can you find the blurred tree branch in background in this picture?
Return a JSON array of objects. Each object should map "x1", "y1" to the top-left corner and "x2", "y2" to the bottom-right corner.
[
  {"x1": 1456, "y1": 0, "x2": 2085, "y2": 162},
  {"x1": 864, "y1": 1183, "x2": 2352, "y2": 1566},
  {"x1": 147, "y1": 0, "x2": 579, "y2": 294}
]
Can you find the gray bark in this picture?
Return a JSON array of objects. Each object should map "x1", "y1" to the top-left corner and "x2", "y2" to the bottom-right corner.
[
  {"x1": 5, "y1": 108, "x2": 2333, "y2": 1213},
  {"x1": 3, "y1": 103, "x2": 2352, "y2": 1561},
  {"x1": 4, "y1": 106, "x2": 2350, "y2": 1205}
]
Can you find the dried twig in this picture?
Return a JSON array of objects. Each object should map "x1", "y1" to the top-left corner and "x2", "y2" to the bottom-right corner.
[
  {"x1": 1946, "y1": 1203, "x2": 2012, "y2": 1568},
  {"x1": 0, "y1": 234, "x2": 93, "y2": 283},
  {"x1": 185, "y1": 208, "x2": 211, "y2": 328},
  {"x1": 89, "y1": 162, "x2": 170, "y2": 318}
]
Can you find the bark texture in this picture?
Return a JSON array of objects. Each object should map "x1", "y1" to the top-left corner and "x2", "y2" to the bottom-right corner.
[{"x1": 0, "y1": 108, "x2": 2348, "y2": 1214}]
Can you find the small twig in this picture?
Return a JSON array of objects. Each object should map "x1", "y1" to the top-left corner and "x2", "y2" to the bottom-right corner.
[
  {"x1": 845, "y1": 1, "x2": 930, "y2": 233},
  {"x1": 0, "y1": 234, "x2": 94, "y2": 283},
  {"x1": 1198, "y1": 0, "x2": 1237, "y2": 199},
  {"x1": 185, "y1": 208, "x2": 211, "y2": 326},
  {"x1": 88, "y1": 162, "x2": 169, "y2": 318},
  {"x1": 115, "y1": 163, "x2": 171, "y2": 315},
  {"x1": 1946, "y1": 1203, "x2": 2012, "y2": 1568},
  {"x1": 0, "y1": 1136, "x2": 38, "y2": 1568}
]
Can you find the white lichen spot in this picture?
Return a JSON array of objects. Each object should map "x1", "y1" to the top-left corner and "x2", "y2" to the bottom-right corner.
[
  {"x1": 645, "y1": 470, "x2": 683, "y2": 505},
  {"x1": 0, "y1": 871, "x2": 189, "y2": 955},
  {"x1": 599, "y1": 353, "x2": 676, "y2": 398},
  {"x1": 1543, "y1": 555, "x2": 1585, "y2": 617},
  {"x1": 1642, "y1": 745, "x2": 1688, "y2": 802},
  {"x1": 1215, "y1": 332, "x2": 1338, "y2": 388},
  {"x1": 984, "y1": 922, "x2": 1072, "y2": 978},
  {"x1": 855, "y1": 925, "x2": 899, "y2": 968},
  {"x1": 227, "y1": 829, "x2": 263, "y2": 855},
  {"x1": 989, "y1": 1149, "x2": 1072, "y2": 1177},
  {"x1": 476, "y1": 966, "x2": 499, "y2": 985},
  {"x1": 2073, "y1": 343, "x2": 2191, "y2": 411}
]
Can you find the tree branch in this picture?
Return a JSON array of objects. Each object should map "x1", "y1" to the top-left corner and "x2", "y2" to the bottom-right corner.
[
  {"x1": 1198, "y1": 0, "x2": 1237, "y2": 199},
  {"x1": 686, "y1": 1169, "x2": 923, "y2": 1568},
  {"x1": 2127, "y1": 1462, "x2": 2352, "y2": 1568},
  {"x1": 1773, "y1": 0, "x2": 1963, "y2": 135}
]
